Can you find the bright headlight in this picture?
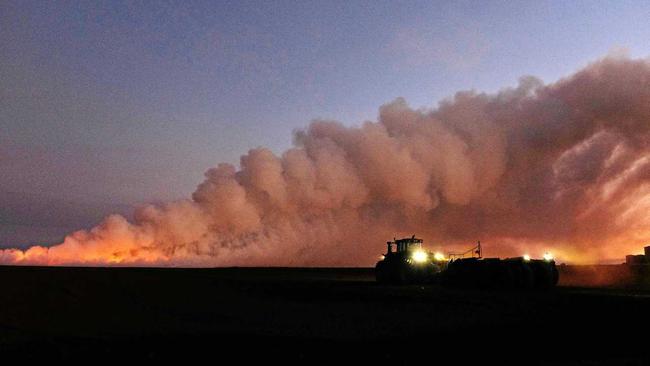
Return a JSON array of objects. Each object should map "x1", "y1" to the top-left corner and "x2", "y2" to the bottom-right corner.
[
  {"x1": 523, "y1": 254, "x2": 531, "y2": 261},
  {"x1": 412, "y1": 250, "x2": 428, "y2": 263},
  {"x1": 543, "y1": 252, "x2": 554, "y2": 261},
  {"x1": 434, "y1": 252, "x2": 446, "y2": 261}
]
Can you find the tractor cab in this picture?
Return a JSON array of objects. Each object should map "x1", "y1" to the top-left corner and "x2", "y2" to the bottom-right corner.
[{"x1": 386, "y1": 235, "x2": 423, "y2": 256}]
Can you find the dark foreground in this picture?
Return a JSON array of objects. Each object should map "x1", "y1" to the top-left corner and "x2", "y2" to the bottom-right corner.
[{"x1": 0, "y1": 266, "x2": 648, "y2": 364}]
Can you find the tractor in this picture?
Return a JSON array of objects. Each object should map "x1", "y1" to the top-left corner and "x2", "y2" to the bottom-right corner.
[
  {"x1": 375, "y1": 236, "x2": 559, "y2": 289},
  {"x1": 374, "y1": 235, "x2": 443, "y2": 284}
]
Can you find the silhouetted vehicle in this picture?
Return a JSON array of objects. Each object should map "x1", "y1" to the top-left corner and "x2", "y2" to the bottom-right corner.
[
  {"x1": 375, "y1": 237, "x2": 559, "y2": 289},
  {"x1": 375, "y1": 236, "x2": 443, "y2": 284},
  {"x1": 440, "y1": 256, "x2": 559, "y2": 289}
]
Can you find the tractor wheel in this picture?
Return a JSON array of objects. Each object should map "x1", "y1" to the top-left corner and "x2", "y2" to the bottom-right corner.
[
  {"x1": 530, "y1": 261, "x2": 554, "y2": 289},
  {"x1": 520, "y1": 262, "x2": 535, "y2": 290},
  {"x1": 550, "y1": 264, "x2": 559, "y2": 287},
  {"x1": 395, "y1": 262, "x2": 410, "y2": 284},
  {"x1": 375, "y1": 261, "x2": 388, "y2": 284}
]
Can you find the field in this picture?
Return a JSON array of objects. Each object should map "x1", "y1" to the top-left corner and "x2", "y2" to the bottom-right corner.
[{"x1": 0, "y1": 265, "x2": 648, "y2": 364}]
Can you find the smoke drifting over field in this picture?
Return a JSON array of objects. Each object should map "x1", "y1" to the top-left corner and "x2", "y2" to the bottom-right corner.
[{"x1": 2, "y1": 56, "x2": 650, "y2": 266}]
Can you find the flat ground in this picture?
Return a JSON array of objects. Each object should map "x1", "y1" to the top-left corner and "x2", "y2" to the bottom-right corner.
[{"x1": 0, "y1": 266, "x2": 648, "y2": 364}]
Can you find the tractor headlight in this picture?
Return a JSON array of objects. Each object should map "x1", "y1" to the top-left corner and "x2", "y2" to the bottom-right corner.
[{"x1": 411, "y1": 250, "x2": 428, "y2": 263}]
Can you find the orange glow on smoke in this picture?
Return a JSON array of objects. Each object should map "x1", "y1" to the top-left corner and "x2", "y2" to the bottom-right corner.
[{"x1": 1, "y1": 56, "x2": 650, "y2": 267}]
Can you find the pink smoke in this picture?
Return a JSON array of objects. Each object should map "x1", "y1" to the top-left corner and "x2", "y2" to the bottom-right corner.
[{"x1": 2, "y1": 55, "x2": 650, "y2": 266}]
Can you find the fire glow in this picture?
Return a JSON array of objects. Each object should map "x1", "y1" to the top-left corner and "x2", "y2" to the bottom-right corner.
[{"x1": 2, "y1": 55, "x2": 650, "y2": 267}]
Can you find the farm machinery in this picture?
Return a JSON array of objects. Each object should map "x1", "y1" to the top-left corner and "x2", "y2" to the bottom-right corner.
[{"x1": 375, "y1": 236, "x2": 559, "y2": 289}]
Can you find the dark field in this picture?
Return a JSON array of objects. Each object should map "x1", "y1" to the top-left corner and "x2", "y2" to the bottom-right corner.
[{"x1": 0, "y1": 265, "x2": 649, "y2": 364}]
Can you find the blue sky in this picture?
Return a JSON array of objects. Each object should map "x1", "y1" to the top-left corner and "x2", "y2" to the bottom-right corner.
[{"x1": 1, "y1": 0, "x2": 650, "y2": 246}]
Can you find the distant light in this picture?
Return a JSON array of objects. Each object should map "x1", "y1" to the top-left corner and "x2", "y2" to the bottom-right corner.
[
  {"x1": 543, "y1": 252, "x2": 554, "y2": 261},
  {"x1": 380, "y1": 255, "x2": 385, "y2": 260},
  {"x1": 412, "y1": 250, "x2": 428, "y2": 263},
  {"x1": 523, "y1": 254, "x2": 531, "y2": 261},
  {"x1": 434, "y1": 252, "x2": 446, "y2": 261}
]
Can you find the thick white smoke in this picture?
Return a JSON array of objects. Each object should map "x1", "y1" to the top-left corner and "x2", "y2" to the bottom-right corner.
[{"x1": 2, "y1": 55, "x2": 650, "y2": 266}]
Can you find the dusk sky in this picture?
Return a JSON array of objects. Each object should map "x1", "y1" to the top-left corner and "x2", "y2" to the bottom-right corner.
[{"x1": 2, "y1": 1, "x2": 650, "y2": 249}]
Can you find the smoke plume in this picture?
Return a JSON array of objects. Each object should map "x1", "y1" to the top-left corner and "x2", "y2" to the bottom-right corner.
[{"x1": 2, "y1": 55, "x2": 650, "y2": 266}]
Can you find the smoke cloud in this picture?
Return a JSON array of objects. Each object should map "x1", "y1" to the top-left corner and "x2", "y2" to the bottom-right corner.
[{"x1": 2, "y1": 55, "x2": 650, "y2": 266}]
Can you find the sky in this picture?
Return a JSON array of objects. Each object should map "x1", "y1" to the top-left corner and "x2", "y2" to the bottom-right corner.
[{"x1": 2, "y1": 0, "x2": 650, "y2": 248}]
